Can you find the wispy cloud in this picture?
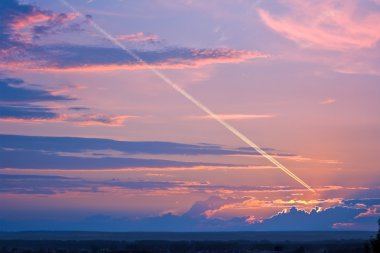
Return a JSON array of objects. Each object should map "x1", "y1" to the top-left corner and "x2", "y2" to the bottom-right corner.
[
  {"x1": 1, "y1": 46, "x2": 268, "y2": 72},
  {"x1": 116, "y1": 32, "x2": 160, "y2": 43},
  {"x1": 60, "y1": 114, "x2": 133, "y2": 127},
  {"x1": 258, "y1": 0, "x2": 380, "y2": 51},
  {"x1": 188, "y1": 114, "x2": 275, "y2": 121},
  {"x1": 0, "y1": 134, "x2": 306, "y2": 170},
  {"x1": 0, "y1": 113, "x2": 134, "y2": 127},
  {"x1": 319, "y1": 97, "x2": 336, "y2": 105}
]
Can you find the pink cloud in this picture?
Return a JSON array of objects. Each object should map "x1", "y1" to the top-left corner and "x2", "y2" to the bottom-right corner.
[
  {"x1": 0, "y1": 113, "x2": 134, "y2": 127},
  {"x1": 61, "y1": 114, "x2": 134, "y2": 126},
  {"x1": 332, "y1": 222, "x2": 355, "y2": 229},
  {"x1": 13, "y1": 49, "x2": 268, "y2": 72},
  {"x1": 188, "y1": 114, "x2": 275, "y2": 121},
  {"x1": 355, "y1": 207, "x2": 380, "y2": 218},
  {"x1": 258, "y1": 0, "x2": 380, "y2": 50},
  {"x1": 10, "y1": 10, "x2": 79, "y2": 43},
  {"x1": 11, "y1": 12, "x2": 51, "y2": 31},
  {"x1": 319, "y1": 97, "x2": 337, "y2": 105},
  {"x1": 116, "y1": 32, "x2": 160, "y2": 43}
]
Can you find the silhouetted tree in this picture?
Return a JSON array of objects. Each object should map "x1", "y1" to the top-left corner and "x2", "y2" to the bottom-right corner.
[
  {"x1": 370, "y1": 219, "x2": 380, "y2": 253},
  {"x1": 274, "y1": 244, "x2": 283, "y2": 252},
  {"x1": 295, "y1": 246, "x2": 305, "y2": 253}
]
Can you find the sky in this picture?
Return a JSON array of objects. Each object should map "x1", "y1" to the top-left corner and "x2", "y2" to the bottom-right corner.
[{"x1": 0, "y1": 0, "x2": 380, "y2": 231}]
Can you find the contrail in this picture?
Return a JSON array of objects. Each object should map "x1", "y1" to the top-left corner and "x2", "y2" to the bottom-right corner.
[{"x1": 60, "y1": 0, "x2": 315, "y2": 193}]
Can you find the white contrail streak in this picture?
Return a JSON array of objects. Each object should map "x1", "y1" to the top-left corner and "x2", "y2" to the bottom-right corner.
[{"x1": 60, "y1": 0, "x2": 315, "y2": 193}]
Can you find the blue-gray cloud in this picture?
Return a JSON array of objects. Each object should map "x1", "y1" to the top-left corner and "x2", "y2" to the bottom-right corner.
[
  {"x1": 0, "y1": 174, "x2": 191, "y2": 195},
  {"x1": 0, "y1": 134, "x2": 296, "y2": 170},
  {"x1": 0, "y1": 148, "x2": 223, "y2": 170},
  {"x1": 16, "y1": 45, "x2": 262, "y2": 71},
  {"x1": 0, "y1": 134, "x2": 276, "y2": 156},
  {"x1": 0, "y1": 78, "x2": 71, "y2": 103},
  {"x1": 254, "y1": 206, "x2": 364, "y2": 231},
  {"x1": 68, "y1": 106, "x2": 90, "y2": 111},
  {"x1": 0, "y1": 78, "x2": 131, "y2": 125},
  {"x1": 0, "y1": 104, "x2": 57, "y2": 120},
  {"x1": 344, "y1": 199, "x2": 380, "y2": 207},
  {"x1": 0, "y1": 78, "x2": 72, "y2": 120},
  {"x1": 0, "y1": 174, "x2": 301, "y2": 197}
]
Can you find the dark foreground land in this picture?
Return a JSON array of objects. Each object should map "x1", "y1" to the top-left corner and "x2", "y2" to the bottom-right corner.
[{"x1": 0, "y1": 231, "x2": 378, "y2": 253}]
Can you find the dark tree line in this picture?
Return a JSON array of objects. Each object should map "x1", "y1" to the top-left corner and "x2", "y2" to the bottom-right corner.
[
  {"x1": 368, "y1": 219, "x2": 380, "y2": 253},
  {"x1": 1, "y1": 220, "x2": 380, "y2": 253}
]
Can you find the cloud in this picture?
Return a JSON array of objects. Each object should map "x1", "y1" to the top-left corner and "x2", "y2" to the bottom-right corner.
[
  {"x1": 0, "y1": 134, "x2": 278, "y2": 170},
  {"x1": 0, "y1": 112, "x2": 132, "y2": 126},
  {"x1": 0, "y1": 78, "x2": 72, "y2": 103},
  {"x1": 0, "y1": 148, "x2": 223, "y2": 170},
  {"x1": 116, "y1": 32, "x2": 160, "y2": 43},
  {"x1": 252, "y1": 206, "x2": 366, "y2": 231},
  {"x1": 344, "y1": 198, "x2": 380, "y2": 207},
  {"x1": 0, "y1": 78, "x2": 68, "y2": 121},
  {"x1": 0, "y1": 134, "x2": 293, "y2": 157},
  {"x1": 0, "y1": 0, "x2": 80, "y2": 45},
  {"x1": 0, "y1": 172, "x2": 350, "y2": 202},
  {"x1": 0, "y1": 78, "x2": 132, "y2": 126},
  {"x1": 183, "y1": 196, "x2": 250, "y2": 218},
  {"x1": 0, "y1": 174, "x2": 96, "y2": 195},
  {"x1": 0, "y1": 173, "x2": 204, "y2": 195},
  {"x1": 319, "y1": 97, "x2": 336, "y2": 105},
  {"x1": 188, "y1": 114, "x2": 275, "y2": 121},
  {"x1": 1, "y1": 187, "x2": 378, "y2": 231},
  {"x1": 0, "y1": 45, "x2": 268, "y2": 72},
  {"x1": 12, "y1": 11, "x2": 79, "y2": 42},
  {"x1": 0, "y1": 174, "x2": 310, "y2": 196},
  {"x1": 0, "y1": 134, "x2": 308, "y2": 170},
  {"x1": 355, "y1": 208, "x2": 380, "y2": 218},
  {"x1": 59, "y1": 114, "x2": 132, "y2": 127},
  {"x1": 0, "y1": 104, "x2": 58, "y2": 120},
  {"x1": 68, "y1": 106, "x2": 90, "y2": 111},
  {"x1": 0, "y1": 1, "x2": 268, "y2": 72},
  {"x1": 258, "y1": 0, "x2": 380, "y2": 51}
]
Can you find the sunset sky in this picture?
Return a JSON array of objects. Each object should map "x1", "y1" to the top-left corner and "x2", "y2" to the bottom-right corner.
[{"x1": 1, "y1": 0, "x2": 380, "y2": 231}]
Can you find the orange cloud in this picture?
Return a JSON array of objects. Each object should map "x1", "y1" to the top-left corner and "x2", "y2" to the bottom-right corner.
[
  {"x1": 202, "y1": 197, "x2": 344, "y2": 220},
  {"x1": 258, "y1": 0, "x2": 380, "y2": 50}
]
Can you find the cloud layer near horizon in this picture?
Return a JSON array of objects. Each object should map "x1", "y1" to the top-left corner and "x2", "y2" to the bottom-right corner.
[{"x1": 0, "y1": 185, "x2": 378, "y2": 231}]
